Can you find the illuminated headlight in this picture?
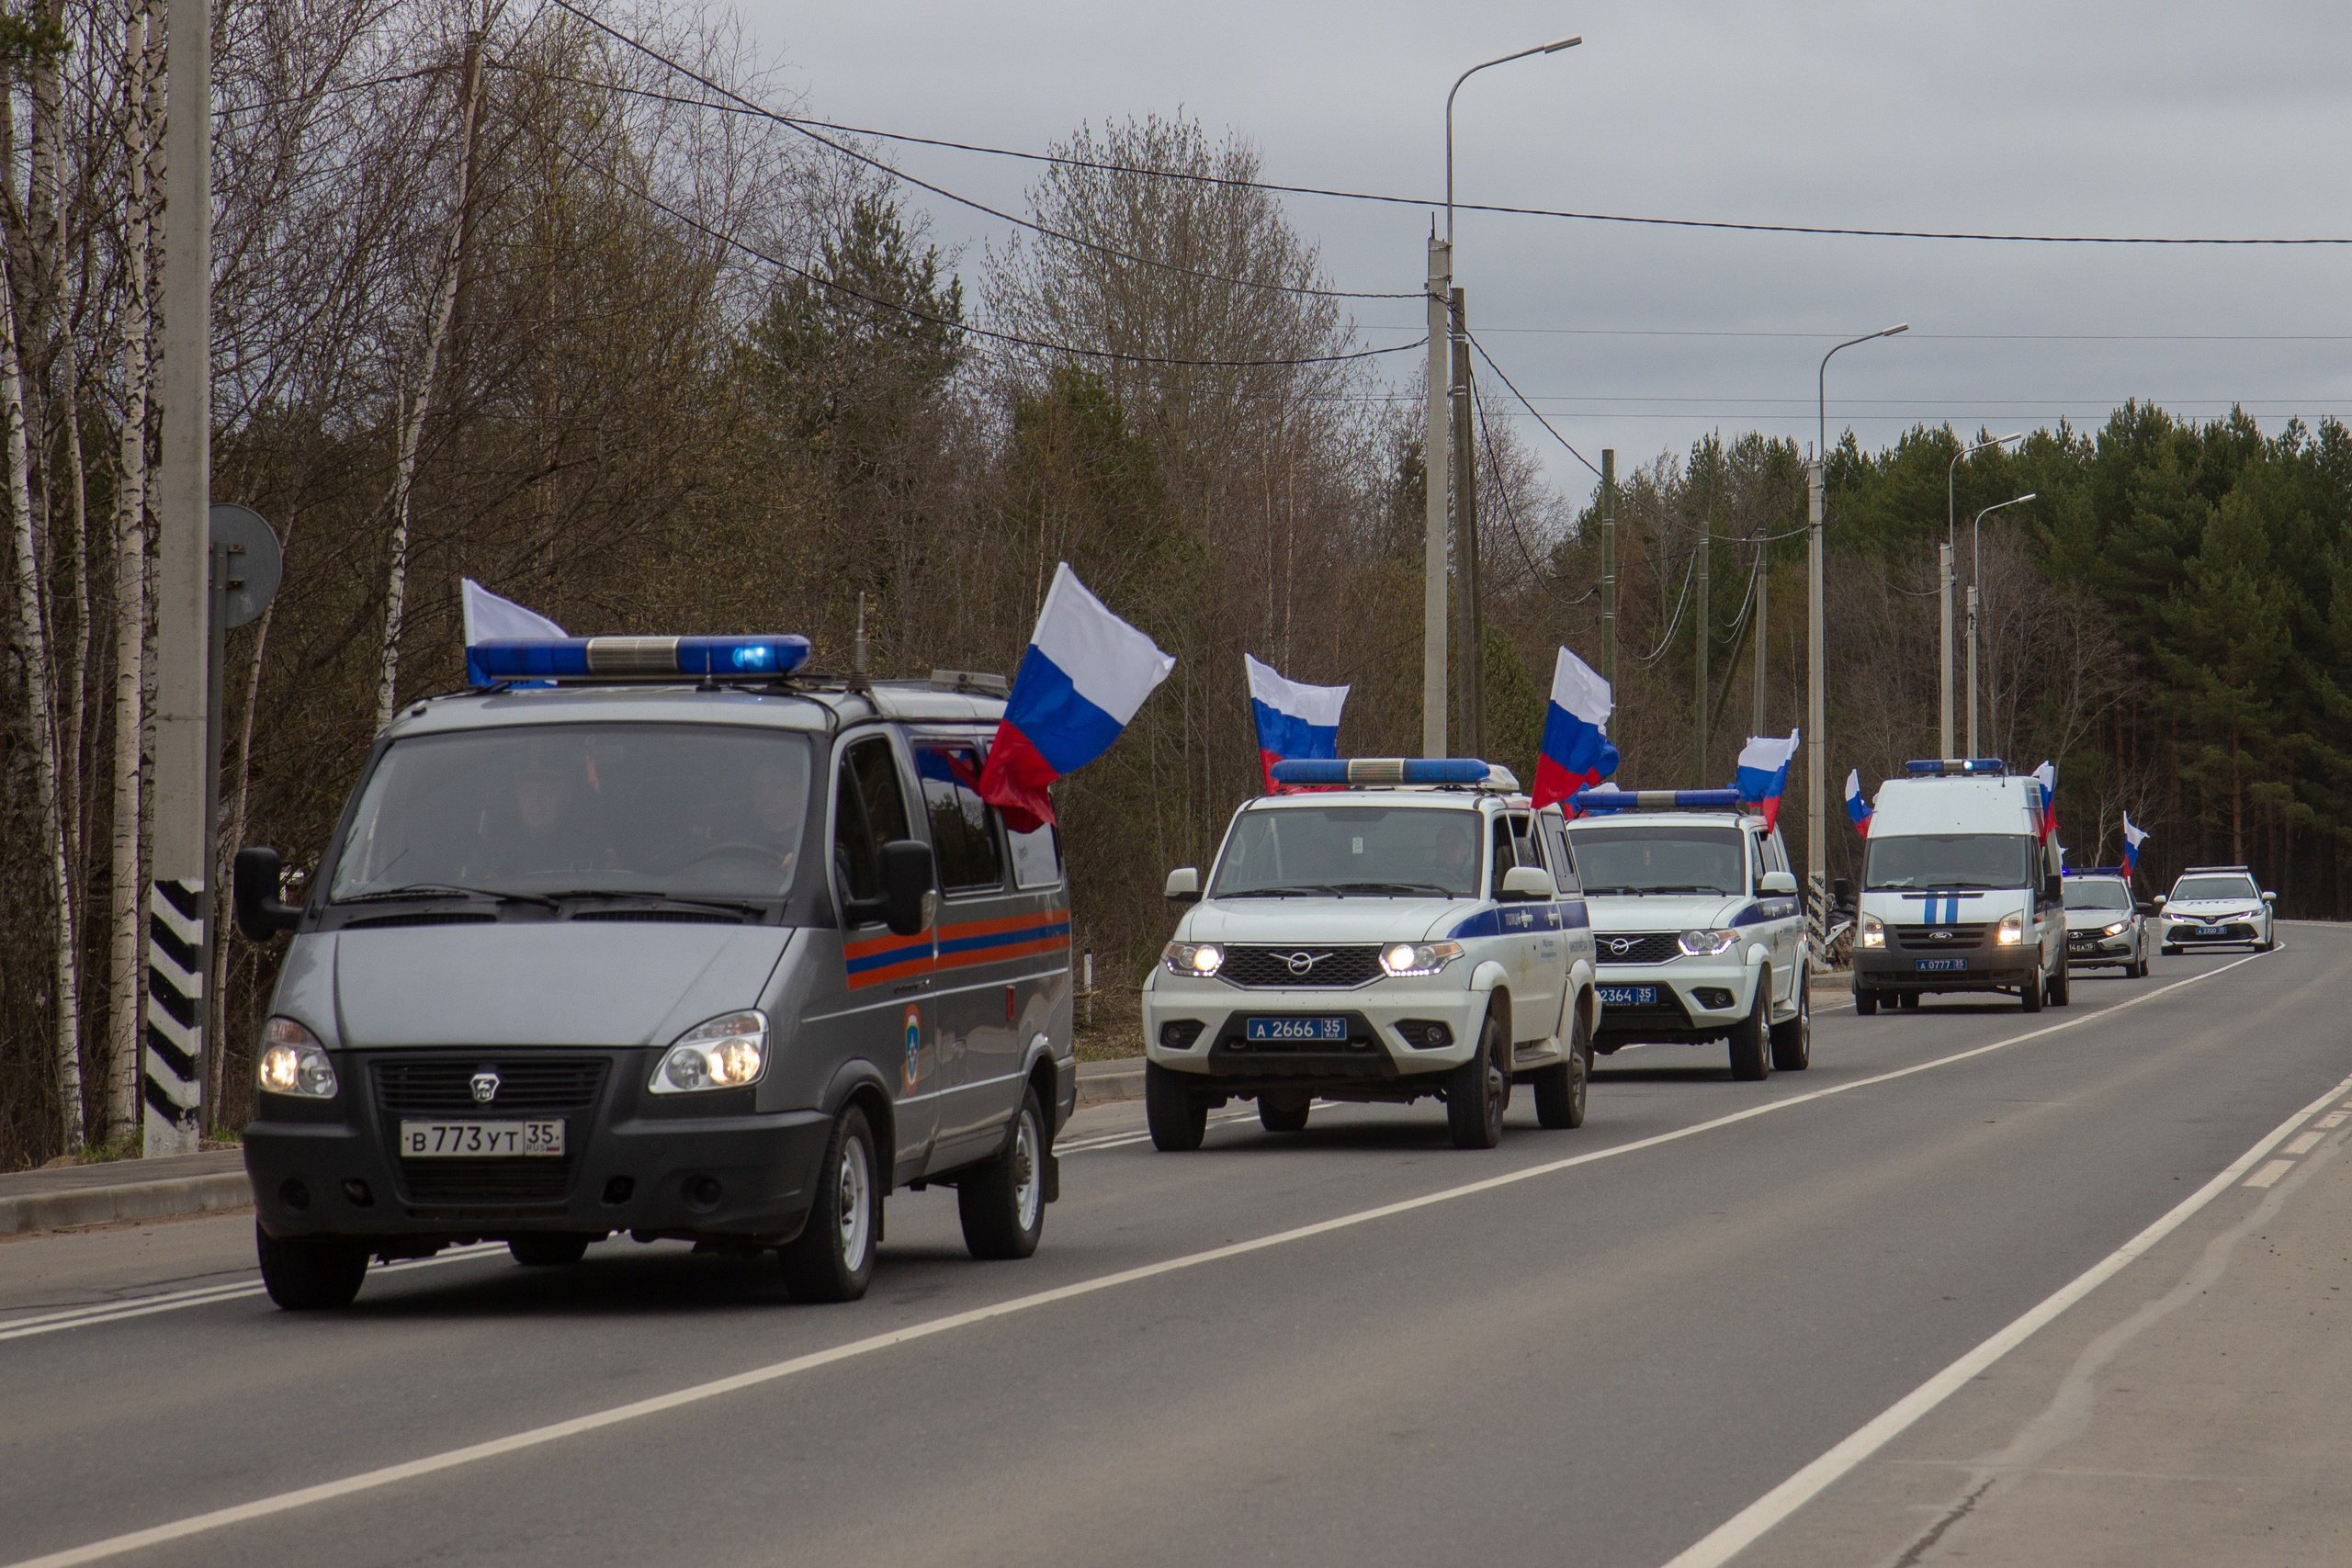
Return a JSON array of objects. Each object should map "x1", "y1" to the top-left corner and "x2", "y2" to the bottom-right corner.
[
  {"x1": 1380, "y1": 940, "x2": 1464, "y2": 977},
  {"x1": 1163, "y1": 942, "x2": 1226, "y2": 977},
  {"x1": 651, "y1": 1010, "x2": 768, "y2": 1094},
  {"x1": 255, "y1": 1017, "x2": 338, "y2": 1099},
  {"x1": 1678, "y1": 928, "x2": 1740, "y2": 957},
  {"x1": 1859, "y1": 913, "x2": 1884, "y2": 949},
  {"x1": 1997, "y1": 911, "x2": 2025, "y2": 946},
  {"x1": 2099, "y1": 919, "x2": 2130, "y2": 938}
]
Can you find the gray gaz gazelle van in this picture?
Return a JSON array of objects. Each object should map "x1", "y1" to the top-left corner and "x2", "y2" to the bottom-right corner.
[{"x1": 235, "y1": 653, "x2": 1075, "y2": 1309}]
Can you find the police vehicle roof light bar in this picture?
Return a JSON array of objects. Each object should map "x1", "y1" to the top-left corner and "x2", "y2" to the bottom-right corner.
[
  {"x1": 2064, "y1": 865, "x2": 2128, "y2": 877},
  {"x1": 1270, "y1": 757, "x2": 1508, "y2": 788},
  {"x1": 469, "y1": 635, "x2": 813, "y2": 685},
  {"x1": 1570, "y1": 787, "x2": 1745, "y2": 814},
  {"x1": 1903, "y1": 757, "x2": 2006, "y2": 775}
]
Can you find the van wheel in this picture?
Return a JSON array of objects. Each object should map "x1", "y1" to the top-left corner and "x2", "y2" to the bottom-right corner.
[
  {"x1": 1446, "y1": 1012, "x2": 1508, "y2": 1149},
  {"x1": 508, "y1": 1235, "x2": 592, "y2": 1267},
  {"x1": 1728, "y1": 983, "x2": 1770, "y2": 1082},
  {"x1": 779, "y1": 1106, "x2": 878, "y2": 1303},
  {"x1": 2048, "y1": 961, "x2": 2071, "y2": 1007},
  {"x1": 1258, "y1": 1096, "x2": 1310, "y2": 1134},
  {"x1": 958, "y1": 1089, "x2": 1046, "y2": 1260},
  {"x1": 1146, "y1": 1062, "x2": 1208, "y2": 1152},
  {"x1": 1533, "y1": 1009, "x2": 1591, "y2": 1129},
  {"x1": 255, "y1": 1224, "x2": 368, "y2": 1311},
  {"x1": 1855, "y1": 987, "x2": 1879, "y2": 1017},
  {"x1": 2020, "y1": 973, "x2": 2045, "y2": 1013},
  {"x1": 1770, "y1": 972, "x2": 1812, "y2": 1071},
  {"x1": 2161, "y1": 944, "x2": 2180, "y2": 956}
]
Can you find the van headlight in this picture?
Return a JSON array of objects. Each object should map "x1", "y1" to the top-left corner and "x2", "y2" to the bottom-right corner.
[
  {"x1": 1997, "y1": 911, "x2": 2025, "y2": 946},
  {"x1": 1163, "y1": 942, "x2": 1226, "y2": 977},
  {"x1": 255, "y1": 1018, "x2": 338, "y2": 1099},
  {"x1": 1678, "y1": 928, "x2": 1740, "y2": 957},
  {"x1": 1380, "y1": 940, "x2": 1464, "y2": 977},
  {"x1": 1859, "y1": 914, "x2": 1884, "y2": 949},
  {"x1": 651, "y1": 1010, "x2": 768, "y2": 1094}
]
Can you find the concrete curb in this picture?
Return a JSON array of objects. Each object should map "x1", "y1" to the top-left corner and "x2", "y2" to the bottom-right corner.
[
  {"x1": 0, "y1": 1170, "x2": 253, "y2": 1238},
  {"x1": 1076, "y1": 1058, "x2": 1145, "y2": 1109}
]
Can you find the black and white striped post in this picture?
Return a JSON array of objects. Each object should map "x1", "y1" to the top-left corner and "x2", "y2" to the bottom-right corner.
[{"x1": 145, "y1": 879, "x2": 206, "y2": 1152}]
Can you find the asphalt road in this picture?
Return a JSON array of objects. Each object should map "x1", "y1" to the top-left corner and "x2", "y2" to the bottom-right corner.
[{"x1": 6, "y1": 931, "x2": 2349, "y2": 1568}]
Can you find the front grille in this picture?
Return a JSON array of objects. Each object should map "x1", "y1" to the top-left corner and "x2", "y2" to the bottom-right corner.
[
  {"x1": 1894, "y1": 923, "x2": 1991, "y2": 953},
  {"x1": 373, "y1": 1057, "x2": 609, "y2": 1115},
  {"x1": 1597, "y1": 933, "x2": 1682, "y2": 965},
  {"x1": 1219, "y1": 945, "x2": 1383, "y2": 988}
]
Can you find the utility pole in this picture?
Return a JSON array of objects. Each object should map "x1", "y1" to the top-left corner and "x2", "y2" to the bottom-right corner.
[
  {"x1": 1938, "y1": 541, "x2": 1954, "y2": 755},
  {"x1": 149, "y1": 0, "x2": 214, "y2": 1155},
  {"x1": 1693, "y1": 526, "x2": 1710, "y2": 784},
  {"x1": 1751, "y1": 519, "x2": 1769, "y2": 735},
  {"x1": 1805, "y1": 456, "x2": 1826, "y2": 952},
  {"x1": 1600, "y1": 449, "x2": 1617, "y2": 688},
  {"x1": 1422, "y1": 230, "x2": 1450, "y2": 759},
  {"x1": 1449, "y1": 288, "x2": 1482, "y2": 759},
  {"x1": 1965, "y1": 585, "x2": 1980, "y2": 757}
]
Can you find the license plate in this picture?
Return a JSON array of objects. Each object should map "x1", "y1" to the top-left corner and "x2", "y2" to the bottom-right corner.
[
  {"x1": 1245, "y1": 1016, "x2": 1347, "y2": 1043},
  {"x1": 2196, "y1": 927, "x2": 2223, "y2": 938},
  {"x1": 398, "y1": 1120, "x2": 566, "y2": 1158},
  {"x1": 1915, "y1": 958, "x2": 1967, "y2": 973},
  {"x1": 1597, "y1": 985, "x2": 1657, "y2": 1007}
]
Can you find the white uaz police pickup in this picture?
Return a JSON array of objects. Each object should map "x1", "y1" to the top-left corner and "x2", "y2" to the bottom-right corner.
[
  {"x1": 1141, "y1": 759, "x2": 1600, "y2": 1151},
  {"x1": 1562, "y1": 790, "x2": 1811, "y2": 1081}
]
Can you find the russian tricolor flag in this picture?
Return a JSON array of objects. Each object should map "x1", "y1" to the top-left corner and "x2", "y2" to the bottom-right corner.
[
  {"x1": 1244, "y1": 654, "x2": 1347, "y2": 793},
  {"x1": 461, "y1": 578, "x2": 565, "y2": 685},
  {"x1": 2031, "y1": 760, "x2": 2058, "y2": 842},
  {"x1": 2121, "y1": 811, "x2": 2147, "y2": 877},
  {"x1": 1846, "y1": 767, "x2": 1873, "y2": 837},
  {"x1": 978, "y1": 563, "x2": 1175, "y2": 833},
  {"x1": 1532, "y1": 648, "x2": 1620, "y2": 812},
  {"x1": 1732, "y1": 730, "x2": 1801, "y2": 829}
]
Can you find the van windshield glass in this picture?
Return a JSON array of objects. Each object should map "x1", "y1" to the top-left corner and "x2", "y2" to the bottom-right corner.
[
  {"x1": 1864, "y1": 834, "x2": 2035, "y2": 891},
  {"x1": 1564, "y1": 825, "x2": 1745, "y2": 896},
  {"x1": 1209, "y1": 807, "x2": 1481, "y2": 898},
  {"x1": 329, "y1": 724, "x2": 812, "y2": 905},
  {"x1": 2063, "y1": 879, "x2": 2131, "y2": 911}
]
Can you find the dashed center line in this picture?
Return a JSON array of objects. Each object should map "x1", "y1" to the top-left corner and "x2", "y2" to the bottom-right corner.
[
  {"x1": 2284, "y1": 1131, "x2": 2325, "y2": 1156},
  {"x1": 2244, "y1": 1159, "x2": 2295, "y2": 1190}
]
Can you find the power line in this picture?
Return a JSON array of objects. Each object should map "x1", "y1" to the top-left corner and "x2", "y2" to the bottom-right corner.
[
  {"x1": 1467, "y1": 374, "x2": 1596, "y2": 607},
  {"x1": 1464, "y1": 332, "x2": 1603, "y2": 478},
  {"x1": 1477, "y1": 328, "x2": 2352, "y2": 342},
  {"x1": 1635, "y1": 553, "x2": 1701, "y2": 666}
]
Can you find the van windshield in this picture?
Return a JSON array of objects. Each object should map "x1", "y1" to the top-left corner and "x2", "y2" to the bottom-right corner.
[
  {"x1": 1565, "y1": 824, "x2": 1746, "y2": 897},
  {"x1": 1209, "y1": 806, "x2": 1481, "y2": 898},
  {"x1": 2063, "y1": 879, "x2": 2132, "y2": 911},
  {"x1": 330, "y1": 724, "x2": 812, "y2": 905},
  {"x1": 1864, "y1": 834, "x2": 2035, "y2": 892}
]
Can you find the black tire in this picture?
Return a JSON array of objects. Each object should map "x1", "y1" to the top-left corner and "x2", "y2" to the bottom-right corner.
[
  {"x1": 1257, "y1": 1097, "x2": 1310, "y2": 1134},
  {"x1": 1145, "y1": 1061, "x2": 1208, "y2": 1152},
  {"x1": 2161, "y1": 944, "x2": 2180, "y2": 956},
  {"x1": 1855, "y1": 987, "x2": 1879, "y2": 1017},
  {"x1": 2048, "y1": 959, "x2": 2071, "y2": 1007},
  {"x1": 1770, "y1": 971, "x2": 1812, "y2": 1071},
  {"x1": 779, "y1": 1106, "x2": 880, "y2": 1303},
  {"x1": 1446, "y1": 1012, "x2": 1508, "y2": 1149},
  {"x1": 508, "y1": 1235, "x2": 592, "y2": 1267},
  {"x1": 1727, "y1": 982, "x2": 1770, "y2": 1082},
  {"x1": 1898, "y1": 991, "x2": 1921, "y2": 1010},
  {"x1": 1533, "y1": 1004, "x2": 1592, "y2": 1129},
  {"x1": 2021, "y1": 971, "x2": 2045, "y2": 1012},
  {"x1": 958, "y1": 1089, "x2": 1046, "y2": 1260},
  {"x1": 255, "y1": 1224, "x2": 368, "y2": 1311}
]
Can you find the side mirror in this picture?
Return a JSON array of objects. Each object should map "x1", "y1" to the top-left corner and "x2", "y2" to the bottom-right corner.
[
  {"x1": 232, "y1": 846, "x2": 302, "y2": 940},
  {"x1": 1499, "y1": 865, "x2": 1554, "y2": 902},
  {"x1": 1759, "y1": 870, "x2": 1799, "y2": 897},
  {"x1": 2135, "y1": 900, "x2": 2157, "y2": 917},
  {"x1": 2042, "y1": 872, "x2": 2064, "y2": 903},
  {"x1": 877, "y1": 839, "x2": 937, "y2": 938},
  {"x1": 1164, "y1": 866, "x2": 1201, "y2": 904},
  {"x1": 2262, "y1": 890, "x2": 2277, "y2": 903},
  {"x1": 2153, "y1": 894, "x2": 2167, "y2": 908}
]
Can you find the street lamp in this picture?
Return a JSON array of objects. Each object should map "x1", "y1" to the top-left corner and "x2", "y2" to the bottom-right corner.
[
  {"x1": 1806, "y1": 322, "x2": 1907, "y2": 956},
  {"x1": 1966, "y1": 491, "x2": 2037, "y2": 756},
  {"x1": 1943, "y1": 433, "x2": 2024, "y2": 755},
  {"x1": 1420, "y1": 33, "x2": 1581, "y2": 759}
]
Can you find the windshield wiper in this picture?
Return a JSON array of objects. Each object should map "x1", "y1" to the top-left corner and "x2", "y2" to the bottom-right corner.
[
  {"x1": 336, "y1": 884, "x2": 560, "y2": 911},
  {"x1": 1583, "y1": 885, "x2": 1646, "y2": 897},
  {"x1": 1646, "y1": 884, "x2": 1732, "y2": 896},
  {"x1": 546, "y1": 889, "x2": 769, "y2": 919},
  {"x1": 1322, "y1": 881, "x2": 1457, "y2": 897}
]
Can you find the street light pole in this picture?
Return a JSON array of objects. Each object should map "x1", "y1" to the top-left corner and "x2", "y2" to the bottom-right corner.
[
  {"x1": 1423, "y1": 33, "x2": 1579, "y2": 760},
  {"x1": 1810, "y1": 322, "x2": 1907, "y2": 957},
  {"x1": 1967, "y1": 491, "x2": 2037, "y2": 756},
  {"x1": 1944, "y1": 433, "x2": 2023, "y2": 755}
]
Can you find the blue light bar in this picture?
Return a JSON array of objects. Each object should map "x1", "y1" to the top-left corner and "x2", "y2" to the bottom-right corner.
[
  {"x1": 1572, "y1": 787, "x2": 1744, "y2": 813},
  {"x1": 1271, "y1": 758, "x2": 1492, "y2": 787},
  {"x1": 2064, "y1": 865, "x2": 2128, "y2": 877},
  {"x1": 1903, "y1": 757, "x2": 2007, "y2": 776},
  {"x1": 469, "y1": 635, "x2": 812, "y2": 685}
]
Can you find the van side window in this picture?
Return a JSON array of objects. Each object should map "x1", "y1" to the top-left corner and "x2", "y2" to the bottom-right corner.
[
  {"x1": 1488, "y1": 813, "x2": 1541, "y2": 895},
  {"x1": 832, "y1": 737, "x2": 911, "y2": 911},
  {"x1": 914, "y1": 744, "x2": 1004, "y2": 894},
  {"x1": 1008, "y1": 823, "x2": 1063, "y2": 890},
  {"x1": 1540, "y1": 817, "x2": 1581, "y2": 894}
]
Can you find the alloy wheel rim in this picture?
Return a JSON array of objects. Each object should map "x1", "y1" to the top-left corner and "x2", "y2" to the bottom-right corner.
[
  {"x1": 837, "y1": 1134, "x2": 873, "y2": 1270},
  {"x1": 1013, "y1": 1112, "x2": 1041, "y2": 1232}
]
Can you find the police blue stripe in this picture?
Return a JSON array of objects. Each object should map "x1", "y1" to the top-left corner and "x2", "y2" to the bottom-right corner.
[{"x1": 1449, "y1": 899, "x2": 1589, "y2": 940}]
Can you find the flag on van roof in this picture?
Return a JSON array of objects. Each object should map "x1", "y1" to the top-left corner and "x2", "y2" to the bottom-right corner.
[
  {"x1": 1533, "y1": 647, "x2": 1619, "y2": 813},
  {"x1": 1245, "y1": 654, "x2": 1348, "y2": 793},
  {"x1": 2121, "y1": 811, "x2": 2147, "y2": 877},
  {"x1": 1732, "y1": 730, "x2": 1800, "y2": 829},
  {"x1": 2031, "y1": 760, "x2": 2058, "y2": 842},
  {"x1": 461, "y1": 578, "x2": 565, "y2": 685},
  {"x1": 978, "y1": 562, "x2": 1175, "y2": 833},
  {"x1": 1845, "y1": 767, "x2": 1873, "y2": 837}
]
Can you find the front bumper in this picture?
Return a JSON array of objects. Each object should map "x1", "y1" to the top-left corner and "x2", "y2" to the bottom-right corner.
[
  {"x1": 1590, "y1": 957, "x2": 1758, "y2": 1044},
  {"x1": 2165, "y1": 919, "x2": 2261, "y2": 947},
  {"x1": 2067, "y1": 929, "x2": 2137, "y2": 965},
  {"x1": 1143, "y1": 970, "x2": 1482, "y2": 1088}
]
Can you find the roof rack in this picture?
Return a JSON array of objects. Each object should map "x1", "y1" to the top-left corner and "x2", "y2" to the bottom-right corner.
[
  {"x1": 1268, "y1": 757, "x2": 1522, "y2": 793},
  {"x1": 1570, "y1": 787, "x2": 1747, "y2": 814}
]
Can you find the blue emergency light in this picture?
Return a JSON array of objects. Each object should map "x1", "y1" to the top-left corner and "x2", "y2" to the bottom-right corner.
[
  {"x1": 1904, "y1": 757, "x2": 2007, "y2": 776},
  {"x1": 1271, "y1": 758, "x2": 1494, "y2": 787},
  {"x1": 469, "y1": 635, "x2": 812, "y2": 686},
  {"x1": 2064, "y1": 865, "x2": 2128, "y2": 878},
  {"x1": 1571, "y1": 787, "x2": 1744, "y2": 814}
]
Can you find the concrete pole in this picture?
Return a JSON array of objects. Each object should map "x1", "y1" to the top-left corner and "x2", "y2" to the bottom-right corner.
[
  {"x1": 1751, "y1": 521, "x2": 1769, "y2": 735},
  {"x1": 1693, "y1": 527, "x2": 1710, "y2": 784},
  {"x1": 1965, "y1": 584, "x2": 1980, "y2": 758},
  {"x1": 1938, "y1": 541, "x2": 1954, "y2": 756},
  {"x1": 1600, "y1": 449, "x2": 1617, "y2": 689},
  {"x1": 1422, "y1": 232, "x2": 1450, "y2": 759},
  {"x1": 150, "y1": 0, "x2": 214, "y2": 1155},
  {"x1": 1805, "y1": 457, "x2": 1826, "y2": 950},
  {"x1": 1449, "y1": 288, "x2": 1481, "y2": 759}
]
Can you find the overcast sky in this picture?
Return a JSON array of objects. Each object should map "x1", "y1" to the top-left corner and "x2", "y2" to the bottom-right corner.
[{"x1": 737, "y1": 0, "x2": 2352, "y2": 508}]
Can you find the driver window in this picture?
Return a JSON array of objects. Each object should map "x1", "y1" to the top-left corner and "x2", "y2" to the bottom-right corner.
[{"x1": 832, "y1": 737, "x2": 911, "y2": 916}]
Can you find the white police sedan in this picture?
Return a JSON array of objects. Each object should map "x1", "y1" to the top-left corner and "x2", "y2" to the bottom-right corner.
[
  {"x1": 2157, "y1": 865, "x2": 2277, "y2": 953},
  {"x1": 1142, "y1": 759, "x2": 1600, "y2": 1151}
]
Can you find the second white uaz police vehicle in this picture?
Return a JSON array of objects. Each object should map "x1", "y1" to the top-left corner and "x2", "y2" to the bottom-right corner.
[
  {"x1": 1562, "y1": 789, "x2": 1811, "y2": 1080},
  {"x1": 1141, "y1": 759, "x2": 1600, "y2": 1151}
]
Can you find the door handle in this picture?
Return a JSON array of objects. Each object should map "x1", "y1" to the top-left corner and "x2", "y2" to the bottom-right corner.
[{"x1": 892, "y1": 981, "x2": 928, "y2": 997}]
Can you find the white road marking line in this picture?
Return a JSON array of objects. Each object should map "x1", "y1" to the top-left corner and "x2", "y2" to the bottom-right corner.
[
  {"x1": 2243, "y1": 1159, "x2": 2296, "y2": 1190},
  {"x1": 3, "y1": 953, "x2": 2276, "y2": 1568},
  {"x1": 2284, "y1": 1132, "x2": 2325, "y2": 1156},
  {"x1": 0, "y1": 1245, "x2": 507, "y2": 1344},
  {"x1": 1658, "y1": 1060, "x2": 2349, "y2": 1568},
  {"x1": 2320, "y1": 1114, "x2": 2346, "y2": 1129}
]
